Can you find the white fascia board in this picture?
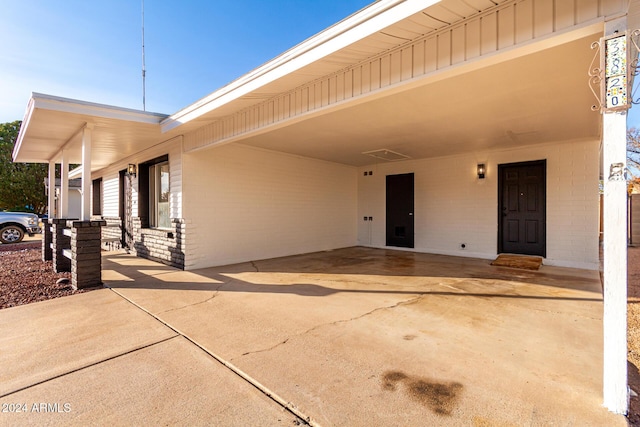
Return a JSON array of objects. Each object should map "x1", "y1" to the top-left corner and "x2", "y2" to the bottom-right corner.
[
  {"x1": 12, "y1": 96, "x2": 37, "y2": 161},
  {"x1": 161, "y1": 0, "x2": 440, "y2": 133},
  {"x1": 29, "y1": 93, "x2": 168, "y2": 124}
]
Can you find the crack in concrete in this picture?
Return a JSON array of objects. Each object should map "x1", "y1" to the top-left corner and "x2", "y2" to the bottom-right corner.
[
  {"x1": 152, "y1": 271, "x2": 266, "y2": 315},
  {"x1": 160, "y1": 276, "x2": 254, "y2": 317},
  {"x1": 156, "y1": 284, "x2": 225, "y2": 314},
  {"x1": 236, "y1": 294, "x2": 424, "y2": 359},
  {"x1": 240, "y1": 338, "x2": 290, "y2": 357}
]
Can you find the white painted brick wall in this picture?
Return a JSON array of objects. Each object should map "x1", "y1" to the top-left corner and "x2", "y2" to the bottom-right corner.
[
  {"x1": 358, "y1": 139, "x2": 600, "y2": 270},
  {"x1": 95, "y1": 134, "x2": 598, "y2": 270},
  {"x1": 183, "y1": 143, "x2": 357, "y2": 269}
]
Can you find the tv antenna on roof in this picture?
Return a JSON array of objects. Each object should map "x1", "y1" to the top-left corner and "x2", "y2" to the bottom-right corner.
[{"x1": 141, "y1": 0, "x2": 146, "y2": 111}]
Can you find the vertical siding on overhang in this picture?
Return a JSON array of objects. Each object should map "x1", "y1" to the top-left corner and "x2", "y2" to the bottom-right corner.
[{"x1": 183, "y1": 0, "x2": 624, "y2": 153}]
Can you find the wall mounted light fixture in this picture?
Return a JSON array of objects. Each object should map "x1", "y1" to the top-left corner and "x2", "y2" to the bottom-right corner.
[
  {"x1": 477, "y1": 163, "x2": 486, "y2": 179},
  {"x1": 127, "y1": 163, "x2": 137, "y2": 177}
]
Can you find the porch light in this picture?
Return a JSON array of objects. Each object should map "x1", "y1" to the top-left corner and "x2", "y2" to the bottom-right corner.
[
  {"x1": 127, "y1": 163, "x2": 137, "y2": 177},
  {"x1": 477, "y1": 163, "x2": 486, "y2": 179}
]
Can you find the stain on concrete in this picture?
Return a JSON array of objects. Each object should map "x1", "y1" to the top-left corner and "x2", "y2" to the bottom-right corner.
[
  {"x1": 382, "y1": 370, "x2": 463, "y2": 415},
  {"x1": 403, "y1": 334, "x2": 417, "y2": 340},
  {"x1": 407, "y1": 379, "x2": 463, "y2": 415},
  {"x1": 382, "y1": 371, "x2": 408, "y2": 390}
]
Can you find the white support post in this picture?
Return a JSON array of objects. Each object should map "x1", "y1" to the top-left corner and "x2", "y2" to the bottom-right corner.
[
  {"x1": 60, "y1": 150, "x2": 69, "y2": 218},
  {"x1": 603, "y1": 111, "x2": 629, "y2": 414},
  {"x1": 48, "y1": 160, "x2": 56, "y2": 218},
  {"x1": 80, "y1": 125, "x2": 92, "y2": 221},
  {"x1": 602, "y1": 14, "x2": 629, "y2": 416}
]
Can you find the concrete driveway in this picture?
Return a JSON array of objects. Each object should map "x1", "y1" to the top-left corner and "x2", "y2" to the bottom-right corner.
[{"x1": 0, "y1": 247, "x2": 627, "y2": 426}]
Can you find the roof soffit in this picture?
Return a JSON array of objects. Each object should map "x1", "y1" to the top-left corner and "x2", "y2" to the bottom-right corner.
[
  {"x1": 161, "y1": 0, "x2": 465, "y2": 133},
  {"x1": 159, "y1": 0, "x2": 535, "y2": 135}
]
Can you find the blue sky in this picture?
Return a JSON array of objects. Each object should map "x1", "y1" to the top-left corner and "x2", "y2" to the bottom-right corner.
[
  {"x1": 2, "y1": 0, "x2": 640, "y2": 128},
  {"x1": 0, "y1": 0, "x2": 372, "y2": 122}
]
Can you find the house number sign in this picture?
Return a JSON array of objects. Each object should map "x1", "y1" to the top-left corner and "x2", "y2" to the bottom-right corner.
[{"x1": 604, "y1": 34, "x2": 628, "y2": 111}]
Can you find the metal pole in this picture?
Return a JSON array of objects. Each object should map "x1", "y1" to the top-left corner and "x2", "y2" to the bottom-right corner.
[{"x1": 142, "y1": 0, "x2": 146, "y2": 111}]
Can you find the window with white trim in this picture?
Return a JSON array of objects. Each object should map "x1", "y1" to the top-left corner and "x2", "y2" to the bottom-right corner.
[
  {"x1": 138, "y1": 154, "x2": 170, "y2": 229},
  {"x1": 149, "y1": 161, "x2": 170, "y2": 229},
  {"x1": 92, "y1": 178, "x2": 102, "y2": 216}
]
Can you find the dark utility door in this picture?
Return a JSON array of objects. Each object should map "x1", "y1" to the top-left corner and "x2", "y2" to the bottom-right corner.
[
  {"x1": 119, "y1": 170, "x2": 134, "y2": 249},
  {"x1": 386, "y1": 173, "x2": 414, "y2": 248},
  {"x1": 498, "y1": 160, "x2": 546, "y2": 257}
]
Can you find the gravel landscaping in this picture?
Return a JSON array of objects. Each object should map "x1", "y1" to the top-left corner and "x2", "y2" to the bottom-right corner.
[{"x1": 0, "y1": 241, "x2": 96, "y2": 309}]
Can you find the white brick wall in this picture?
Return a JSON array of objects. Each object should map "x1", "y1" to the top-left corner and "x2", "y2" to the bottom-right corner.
[
  {"x1": 357, "y1": 139, "x2": 600, "y2": 270},
  {"x1": 183, "y1": 143, "x2": 357, "y2": 269},
  {"x1": 96, "y1": 135, "x2": 598, "y2": 270}
]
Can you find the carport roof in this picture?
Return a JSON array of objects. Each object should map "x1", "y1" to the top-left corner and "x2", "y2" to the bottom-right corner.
[
  {"x1": 13, "y1": 93, "x2": 168, "y2": 168},
  {"x1": 13, "y1": 0, "x2": 517, "y2": 170},
  {"x1": 12, "y1": 0, "x2": 606, "y2": 169}
]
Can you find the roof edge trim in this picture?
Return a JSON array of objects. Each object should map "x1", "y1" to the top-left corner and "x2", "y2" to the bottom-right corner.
[
  {"x1": 29, "y1": 92, "x2": 168, "y2": 124},
  {"x1": 12, "y1": 97, "x2": 36, "y2": 161}
]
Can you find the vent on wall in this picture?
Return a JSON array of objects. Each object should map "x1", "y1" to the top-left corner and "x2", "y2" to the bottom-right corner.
[{"x1": 362, "y1": 149, "x2": 410, "y2": 162}]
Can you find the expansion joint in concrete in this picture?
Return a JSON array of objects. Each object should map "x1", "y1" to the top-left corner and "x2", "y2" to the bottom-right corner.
[
  {"x1": 0, "y1": 335, "x2": 178, "y2": 399},
  {"x1": 107, "y1": 288, "x2": 315, "y2": 427}
]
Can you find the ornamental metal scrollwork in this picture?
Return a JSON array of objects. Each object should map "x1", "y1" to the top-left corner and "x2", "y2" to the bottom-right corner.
[{"x1": 589, "y1": 40, "x2": 603, "y2": 112}]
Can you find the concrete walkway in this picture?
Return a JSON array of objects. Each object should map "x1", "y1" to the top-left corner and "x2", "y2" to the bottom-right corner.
[{"x1": 0, "y1": 247, "x2": 628, "y2": 426}]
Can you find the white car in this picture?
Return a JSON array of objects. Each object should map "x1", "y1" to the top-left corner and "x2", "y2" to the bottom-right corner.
[{"x1": 0, "y1": 212, "x2": 40, "y2": 244}]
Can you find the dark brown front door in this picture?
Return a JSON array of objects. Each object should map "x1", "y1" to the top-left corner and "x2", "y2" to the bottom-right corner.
[
  {"x1": 498, "y1": 160, "x2": 546, "y2": 257},
  {"x1": 386, "y1": 173, "x2": 414, "y2": 248},
  {"x1": 119, "y1": 170, "x2": 134, "y2": 249}
]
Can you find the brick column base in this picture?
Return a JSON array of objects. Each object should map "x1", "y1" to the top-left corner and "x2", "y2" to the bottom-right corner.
[
  {"x1": 51, "y1": 219, "x2": 70, "y2": 272},
  {"x1": 70, "y1": 220, "x2": 106, "y2": 290},
  {"x1": 42, "y1": 221, "x2": 53, "y2": 261}
]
